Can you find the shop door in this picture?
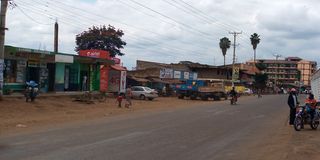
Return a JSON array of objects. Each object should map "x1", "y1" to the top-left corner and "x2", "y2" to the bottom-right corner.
[{"x1": 47, "y1": 63, "x2": 55, "y2": 92}]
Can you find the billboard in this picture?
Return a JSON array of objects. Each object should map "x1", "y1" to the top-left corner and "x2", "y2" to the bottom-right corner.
[
  {"x1": 174, "y1": 71, "x2": 181, "y2": 79},
  {"x1": 160, "y1": 68, "x2": 173, "y2": 78}
]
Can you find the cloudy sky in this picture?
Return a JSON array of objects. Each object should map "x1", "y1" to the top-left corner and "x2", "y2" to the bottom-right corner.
[{"x1": 5, "y1": 0, "x2": 320, "y2": 69}]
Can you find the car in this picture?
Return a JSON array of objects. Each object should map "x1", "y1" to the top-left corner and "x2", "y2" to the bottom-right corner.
[
  {"x1": 243, "y1": 88, "x2": 253, "y2": 95},
  {"x1": 131, "y1": 86, "x2": 159, "y2": 100}
]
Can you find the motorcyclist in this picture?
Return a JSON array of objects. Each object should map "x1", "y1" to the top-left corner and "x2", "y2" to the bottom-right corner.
[
  {"x1": 230, "y1": 87, "x2": 238, "y2": 102},
  {"x1": 305, "y1": 93, "x2": 317, "y2": 121}
]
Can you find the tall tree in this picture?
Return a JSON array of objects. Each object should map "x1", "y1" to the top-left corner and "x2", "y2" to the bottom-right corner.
[
  {"x1": 75, "y1": 25, "x2": 126, "y2": 57},
  {"x1": 250, "y1": 33, "x2": 260, "y2": 63},
  {"x1": 254, "y1": 60, "x2": 268, "y2": 93},
  {"x1": 219, "y1": 37, "x2": 231, "y2": 66}
]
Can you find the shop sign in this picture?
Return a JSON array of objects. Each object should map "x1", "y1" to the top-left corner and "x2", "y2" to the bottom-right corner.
[
  {"x1": 79, "y1": 50, "x2": 110, "y2": 59},
  {"x1": 174, "y1": 71, "x2": 181, "y2": 79},
  {"x1": 160, "y1": 68, "x2": 173, "y2": 79},
  {"x1": 28, "y1": 61, "x2": 40, "y2": 67},
  {"x1": 55, "y1": 54, "x2": 74, "y2": 63}
]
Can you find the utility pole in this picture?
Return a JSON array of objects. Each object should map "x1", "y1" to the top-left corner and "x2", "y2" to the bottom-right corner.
[
  {"x1": 229, "y1": 31, "x2": 242, "y2": 84},
  {"x1": 0, "y1": 0, "x2": 9, "y2": 100},
  {"x1": 54, "y1": 19, "x2": 58, "y2": 53}
]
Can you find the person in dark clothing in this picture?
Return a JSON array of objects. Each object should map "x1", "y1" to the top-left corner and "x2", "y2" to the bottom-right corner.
[
  {"x1": 287, "y1": 88, "x2": 299, "y2": 125},
  {"x1": 229, "y1": 87, "x2": 238, "y2": 102}
]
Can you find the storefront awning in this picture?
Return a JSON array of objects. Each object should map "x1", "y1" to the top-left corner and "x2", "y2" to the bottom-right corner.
[
  {"x1": 149, "y1": 78, "x2": 170, "y2": 84},
  {"x1": 111, "y1": 65, "x2": 127, "y2": 71}
]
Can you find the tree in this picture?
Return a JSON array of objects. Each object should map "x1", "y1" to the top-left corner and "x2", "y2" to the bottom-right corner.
[
  {"x1": 250, "y1": 33, "x2": 260, "y2": 63},
  {"x1": 75, "y1": 25, "x2": 126, "y2": 57},
  {"x1": 219, "y1": 37, "x2": 231, "y2": 66},
  {"x1": 254, "y1": 60, "x2": 268, "y2": 93}
]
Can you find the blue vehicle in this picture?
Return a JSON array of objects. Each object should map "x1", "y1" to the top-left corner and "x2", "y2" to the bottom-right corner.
[{"x1": 175, "y1": 80, "x2": 227, "y2": 101}]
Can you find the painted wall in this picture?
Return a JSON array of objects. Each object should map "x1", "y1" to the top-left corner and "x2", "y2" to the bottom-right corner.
[{"x1": 55, "y1": 63, "x2": 65, "y2": 91}]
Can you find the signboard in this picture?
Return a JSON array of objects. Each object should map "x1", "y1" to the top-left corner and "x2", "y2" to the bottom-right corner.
[
  {"x1": 108, "y1": 69, "x2": 120, "y2": 92},
  {"x1": 193, "y1": 72, "x2": 198, "y2": 80},
  {"x1": 100, "y1": 65, "x2": 109, "y2": 92},
  {"x1": 55, "y1": 54, "x2": 74, "y2": 63},
  {"x1": 160, "y1": 68, "x2": 173, "y2": 79},
  {"x1": 232, "y1": 67, "x2": 240, "y2": 81},
  {"x1": 120, "y1": 71, "x2": 127, "y2": 93},
  {"x1": 174, "y1": 71, "x2": 181, "y2": 79},
  {"x1": 79, "y1": 50, "x2": 110, "y2": 59},
  {"x1": 184, "y1": 72, "x2": 190, "y2": 80}
]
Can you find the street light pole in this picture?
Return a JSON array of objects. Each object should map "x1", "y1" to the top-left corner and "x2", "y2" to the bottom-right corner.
[{"x1": 0, "y1": 0, "x2": 9, "y2": 100}]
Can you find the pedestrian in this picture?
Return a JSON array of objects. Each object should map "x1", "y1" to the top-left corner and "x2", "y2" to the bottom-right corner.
[
  {"x1": 125, "y1": 85, "x2": 133, "y2": 108},
  {"x1": 82, "y1": 75, "x2": 88, "y2": 91},
  {"x1": 116, "y1": 93, "x2": 123, "y2": 108},
  {"x1": 287, "y1": 88, "x2": 299, "y2": 125}
]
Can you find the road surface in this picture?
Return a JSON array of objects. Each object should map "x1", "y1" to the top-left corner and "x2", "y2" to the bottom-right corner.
[{"x1": 1, "y1": 95, "x2": 319, "y2": 160}]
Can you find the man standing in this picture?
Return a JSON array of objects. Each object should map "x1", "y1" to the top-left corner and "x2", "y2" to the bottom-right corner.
[{"x1": 287, "y1": 88, "x2": 299, "y2": 125}]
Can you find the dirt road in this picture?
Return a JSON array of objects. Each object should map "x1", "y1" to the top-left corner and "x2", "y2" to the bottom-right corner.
[{"x1": 0, "y1": 96, "x2": 215, "y2": 135}]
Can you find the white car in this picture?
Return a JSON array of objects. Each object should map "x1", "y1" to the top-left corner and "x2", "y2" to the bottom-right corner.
[
  {"x1": 243, "y1": 88, "x2": 253, "y2": 95},
  {"x1": 131, "y1": 86, "x2": 159, "y2": 100}
]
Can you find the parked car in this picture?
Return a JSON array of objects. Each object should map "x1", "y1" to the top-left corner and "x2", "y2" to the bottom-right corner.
[
  {"x1": 131, "y1": 86, "x2": 158, "y2": 100},
  {"x1": 243, "y1": 88, "x2": 253, "y2": 95}
]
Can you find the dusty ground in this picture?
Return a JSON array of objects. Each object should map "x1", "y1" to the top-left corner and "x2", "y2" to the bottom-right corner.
[{"x1": 0, "y1": 96, "x2": 214, "y2": 135}]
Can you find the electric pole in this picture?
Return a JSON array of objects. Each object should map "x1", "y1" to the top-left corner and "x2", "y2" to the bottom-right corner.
[
  {"x1": 229, "y1": 31, "x2": 242, "y2": 84},
  {"x1": 0, "y1": 0, "x2": 9, "y2": 100}
]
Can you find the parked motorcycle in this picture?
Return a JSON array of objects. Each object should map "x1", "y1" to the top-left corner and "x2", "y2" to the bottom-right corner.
[
  {"x1": 294, "y1": 105, "x2": 320, "y2": 131},
  {"x1": 25, "y1": 81, "x2": 39, "y2": 102}
]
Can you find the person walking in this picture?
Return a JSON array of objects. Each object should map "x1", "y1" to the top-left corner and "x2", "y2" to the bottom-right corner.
[
  {"x1": 125, "y1": 85, "x2": 133, "y2": 108},
  {"x1": 287, "y1": 88, "x2": 299, "y2": 125},
  {"x1": 116, "y1": 93, "x2": 123, "y2": 108}
]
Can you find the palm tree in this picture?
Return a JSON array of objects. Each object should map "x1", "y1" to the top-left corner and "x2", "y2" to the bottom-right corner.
[
  {"x1": 219, "y1": 37, "x2": 231, "y2": 66},
  {"x1": 250, "y1": 33, "x2": 261, "y2": 63}
]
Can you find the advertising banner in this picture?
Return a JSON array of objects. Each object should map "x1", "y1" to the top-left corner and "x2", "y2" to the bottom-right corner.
[
  {"x1": 174, "y1": 71, "x2": 181, "y2": 79},
  {"x1": 100, "y1": 65, "x2": 109, "y2": 91},
  {"x1": 184, "y1": 72, "x2": 190, "y2": 80},
  {"x1": 160, "y1": 68, "x2": 173, "y2": 78},
  {"x1": 120, "y1": 71, "x2": 127, "y2": 93}
]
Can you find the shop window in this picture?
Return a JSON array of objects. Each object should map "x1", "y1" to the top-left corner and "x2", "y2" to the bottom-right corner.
[{"x1": 4, "y1": 60, "x2": 17, "y2": 83}]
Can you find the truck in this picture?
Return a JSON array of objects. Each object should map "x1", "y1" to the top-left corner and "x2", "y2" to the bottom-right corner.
[
  {"x1": 174, "y1": 79, "x2": 227, "y2": 101},
  {"x1": 311, "y1": 69, "x2": 320, "y2": 100}
]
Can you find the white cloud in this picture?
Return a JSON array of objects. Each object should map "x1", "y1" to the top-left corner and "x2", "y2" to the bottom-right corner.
[{"x1": 5, "y1": 0, "x2": 320, "y2": 69}]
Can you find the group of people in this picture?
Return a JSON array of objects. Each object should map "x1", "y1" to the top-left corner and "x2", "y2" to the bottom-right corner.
[
  {"x1": 116, "y1": 86, "x2": 132, "y2": 108},
  {"x1": 287, "y1": 88, "x2": 318, "y2": 125}
]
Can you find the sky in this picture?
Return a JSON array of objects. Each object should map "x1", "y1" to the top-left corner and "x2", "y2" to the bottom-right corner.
[{"x1": 5, "y1": 0, "x2": 320, "y2": 70}]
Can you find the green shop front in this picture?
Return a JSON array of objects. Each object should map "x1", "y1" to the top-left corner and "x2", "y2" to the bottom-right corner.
[
  {"x1": 77, "y1": 50, "x2": 114, "y2": 92},
  {"x1": 3, "y1": 46, "x2": 55, "y2": 94}
]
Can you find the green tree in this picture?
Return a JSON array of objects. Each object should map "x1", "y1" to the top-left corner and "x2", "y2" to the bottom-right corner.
[
  {"x1": 250, "y1": 33, "x2": 260, "y2": 63},
  {"x1": 75, "y1": 25, "x2": 126, "y2": 57},
  {"x1": 254, "y1": 60, "x2": 268, "y2": 92},
  {"x1": 219, "y1": 37, "x2": 231, "y2": 66}
]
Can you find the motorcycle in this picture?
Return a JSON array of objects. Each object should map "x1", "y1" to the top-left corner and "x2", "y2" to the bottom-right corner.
[
  {"x1": 294, "y1": 105, "x2": 320, "y2": 131},
  {"x1": 230, "y1": 95, "x2": 237, "y2": 105},
  {"x1": 24, "y1": 81, "x2": 39, "y2": 102}
]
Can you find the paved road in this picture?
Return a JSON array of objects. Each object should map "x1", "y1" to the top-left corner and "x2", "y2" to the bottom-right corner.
[{"x1": 0, "y1": 95, "x2": 297, "y2": 160}]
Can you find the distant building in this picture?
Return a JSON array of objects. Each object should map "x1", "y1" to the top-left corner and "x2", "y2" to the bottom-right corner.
[{"x1": 247, "y1": 57, "x2": 317, "y2": 88}]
